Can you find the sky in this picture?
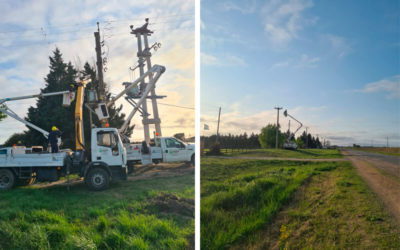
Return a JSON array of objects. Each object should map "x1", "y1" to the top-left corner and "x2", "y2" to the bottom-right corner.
[
  {"x1": 0, "y1": 0, "x2": 194, "y2": 144},
  {"x1": 201, "y1": 0, "x2": 400, "y2": 147}
]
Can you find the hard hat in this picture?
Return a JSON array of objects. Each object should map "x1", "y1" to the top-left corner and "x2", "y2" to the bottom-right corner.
[
  {"x1": 52, "y1": 126, "x2": 58, "y2": 131},
  {"x1": 18, "y1": 141, "x2": 21, "y2": 144}
]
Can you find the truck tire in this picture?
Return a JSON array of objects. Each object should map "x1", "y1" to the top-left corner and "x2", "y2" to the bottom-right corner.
[
  {"x1": 0, "y1": 169, "x2": 15, "y2": 190},
  {"x1": 17, "y1": 177, "x2": 36, "y2": 186},
  {"x1": 86, "y1": 168, "x2": 110, "y2": 191},
  {"x1": 127, "y1": 162, "x2": 134, "y2": 175}
]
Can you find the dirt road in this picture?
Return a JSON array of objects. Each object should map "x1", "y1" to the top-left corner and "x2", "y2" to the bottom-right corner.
[
  {"x1": 341, "y1": 148, "x2": 400, "y2": 222},
  {"x1": 33, "y1": 162, "x2": 194, "y2": 188}
]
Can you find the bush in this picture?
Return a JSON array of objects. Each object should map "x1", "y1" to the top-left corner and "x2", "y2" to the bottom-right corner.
[{"x1": 207, "y1": 142, "x2": 222, "y2": 155}]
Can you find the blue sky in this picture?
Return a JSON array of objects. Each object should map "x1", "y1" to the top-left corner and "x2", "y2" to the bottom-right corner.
[
  {"x1": 0, "y1": 0, "x2": 194, "y2": 143},
  {"x1": 201, "y1": 0, "x2": 399, "y2": 146}
]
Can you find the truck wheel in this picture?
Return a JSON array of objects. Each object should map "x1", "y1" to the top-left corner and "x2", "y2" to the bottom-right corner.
[
  {"x1": 86, "y1": 168, "x2": 110, "y2": 191},
  {"x1": 17, "y1": 178, "x2": 36, "y2": 186},
  {"x1": 127, "y1": 162, "x2": 134, "y2": 174},
  {"x1": 0, "y1": 169, "x2": 15, "y2": 190}
]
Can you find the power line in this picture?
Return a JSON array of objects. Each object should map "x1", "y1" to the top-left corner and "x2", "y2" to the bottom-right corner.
[
  {"x1": 157, "y1": 102, "x2": 194, "y2": 110},
  {"x1": 0, "y1": 12, "x2": 194, "y2": 35}
]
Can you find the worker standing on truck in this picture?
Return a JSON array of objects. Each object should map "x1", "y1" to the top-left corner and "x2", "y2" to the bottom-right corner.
[{"x1": 48, "y1": 126, "x2": 61, "y2": 153}]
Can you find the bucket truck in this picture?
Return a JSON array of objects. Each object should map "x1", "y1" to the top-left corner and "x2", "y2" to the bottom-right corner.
[
  {"x1": 0, "y1": 83, "x2": 128, "y2": 191},
  {"x1": 283, "y1": 109, "x2": 303, "y2": 150}
]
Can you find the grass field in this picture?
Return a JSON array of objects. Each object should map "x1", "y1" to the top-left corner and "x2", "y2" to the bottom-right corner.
[
  {"x1": 211, "y1": 148, "x2": 343, "y2": 159},
  {"x1": 201, "y1": 158, "x2": 400, "y2": 249},
  {"x1": 0, "y1": 172, "x2": 194, "y2": 249},
  {"x1": 353, "y1": 147, "x2": 400, "y2": 157}
]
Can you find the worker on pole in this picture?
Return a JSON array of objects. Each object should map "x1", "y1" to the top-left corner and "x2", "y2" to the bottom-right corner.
[{"x1": 48, "y1": 126, "x2": 61, "y2": 153}]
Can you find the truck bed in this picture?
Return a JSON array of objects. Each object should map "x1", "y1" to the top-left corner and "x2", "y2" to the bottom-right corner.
[{"x1": 0, "y1": 147, "x2": 70, "y2": 168}]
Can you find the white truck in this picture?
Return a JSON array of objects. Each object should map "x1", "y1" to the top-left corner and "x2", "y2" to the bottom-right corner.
[
  {"x1": 0, "y1": 127, "x2": 128, "y2": 191},
  {"x1": 125, "y1": 137, "x2": 195, "y2": 170},
  {"x1": 0, "y1": 89, "x2": 129, "y2": 190}
]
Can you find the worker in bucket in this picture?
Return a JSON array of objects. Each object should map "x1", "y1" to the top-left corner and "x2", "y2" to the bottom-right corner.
[{"x1": 48, "y1": 126, "x2": 61, "y2": 153}]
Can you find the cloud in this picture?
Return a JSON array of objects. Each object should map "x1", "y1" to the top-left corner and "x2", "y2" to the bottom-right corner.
[
  {"x1": 201, "y1": 53, "x2": 247, "y2": 67},
  {"x1": 269, "y1": 54, "x2": 319, "y2": 70},
  {"x1": 261, "y1": 0, "x2": 315, "y2": 45},
  {"x1": 221, "y1": 0, "x2": 257, "y2": 14},
  {"x1": 296, "y1": 54, "x2": 320, "y2": 68},
  {"x1": 356, "y1": 75, "x2": 400, "y2": 99},
  {"x1": 323, "y1": 34, "x2": 353, "y2": 58}
]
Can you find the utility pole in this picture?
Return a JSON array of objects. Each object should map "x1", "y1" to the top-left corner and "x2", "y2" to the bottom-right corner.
[
  {"x1": 94, "y1": 22, "x2": 107, "y2": 127},
  {"x1": 387, "y1": 136, "x2": 389, "y2": 148},
  {"x1": 216, "y1": 107, "x2": 221, "y2": 143},
  {"x1": 274, "y1": 107, "x2": 282, "y2": 149},
  {"x1": 129, "y1": 18, "x2": 164, "y2": 143}
]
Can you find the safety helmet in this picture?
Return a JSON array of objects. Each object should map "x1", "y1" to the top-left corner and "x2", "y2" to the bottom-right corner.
[{"x1": 52, "y1": 126, "x2": 58, "y2": 131}]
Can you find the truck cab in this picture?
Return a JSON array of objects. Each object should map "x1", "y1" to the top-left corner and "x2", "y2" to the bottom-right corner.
[
  {"x1": 82, "y1": 128, "x2": 128, "y2": 191},
  {"x1": 125, "y1": 137, "x2": 195, "y2": 167},
  {"x1": 154, "y1": 137, "x2": 195, "y2": 163}
]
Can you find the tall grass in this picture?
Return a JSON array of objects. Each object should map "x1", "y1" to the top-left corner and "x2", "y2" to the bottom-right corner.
[
  {"x1": 0, "y1": 174, "x2": 194, "y2": 249},
  {"x1": 201, "y1": 158, "x2": 339, "y2": 249}
]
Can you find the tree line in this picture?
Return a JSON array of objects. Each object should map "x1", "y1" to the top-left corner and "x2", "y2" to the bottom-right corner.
[{"x1": 202, "y1": 123, "x2": 324, "y2": 151}]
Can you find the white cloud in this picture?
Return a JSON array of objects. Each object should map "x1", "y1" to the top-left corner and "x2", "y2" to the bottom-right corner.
[
  {"x1": 357, "y1": 75, "x2": 400, "y2": 99},
  {"x1": 296, "y1": 54, "x2": 320, "y2": 68},
  {"x1": 201, "y1": 53, "x2": 247, "y2": 67},
  {"x1": 324, "y1": 34, "x2": 353, "y2": 58},
  {"x1": 221, "y1": 0, "x2": 257, "y2": 14},
  {"x1": 261, "y1": 0, "x2": 315, "y2": 45}
]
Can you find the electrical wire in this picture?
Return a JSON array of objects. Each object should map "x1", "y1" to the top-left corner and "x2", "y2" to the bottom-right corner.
[{"x1": 157, "y1": 102, "x2": 194, "y2": 110}]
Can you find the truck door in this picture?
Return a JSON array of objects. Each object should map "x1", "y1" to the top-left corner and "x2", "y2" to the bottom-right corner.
[
  {"x1": 95, "y1": 131, "x2": 122, "y2": 166},
  {"x1": 163, "y1": 138, "x2": 188, "y2": 162}
]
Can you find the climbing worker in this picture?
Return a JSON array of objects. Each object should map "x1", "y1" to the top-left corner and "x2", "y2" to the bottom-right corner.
[{"x1": 48, "y1": 126, "x2": 61, "y2": 153}]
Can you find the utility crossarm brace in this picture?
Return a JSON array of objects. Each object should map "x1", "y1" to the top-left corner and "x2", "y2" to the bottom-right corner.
[
  {"x1": 283, "y1": 110, "x2": 303, "y2": 142},
  {"x1": 106, "y1": 64, "x2": 165, "y2": 108},
  {"x1": 0, "y1": 90, "x2": 71, "y2": 139},
  {"x1": 105, "y1": 64, "x2": 165, "y2": 135}
]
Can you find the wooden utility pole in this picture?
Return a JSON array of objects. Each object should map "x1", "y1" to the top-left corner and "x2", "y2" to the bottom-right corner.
[
  {"x1": 94, "y1": 22, "x2": 107, "y2": 126},
  {"x1": 274, "y1": 107, "x2": 282, "y2": 149},
  {"x1": 216, "y1": 107, "x2": 221, "y2": 143}
]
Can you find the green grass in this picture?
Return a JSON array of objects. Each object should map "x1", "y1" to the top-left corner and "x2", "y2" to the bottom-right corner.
[
  {"x1": 352, "y1": 147, "x2": 400, "y2": 157},
  {"x1": 0, "y1": 173, "x2": 194, "y2": 249},
  {"x1": 213, "y1": 148, "x2": 343, "y2": 158},
  {"x1": 201, "y1": 158, "x2": 400, "y2": 249}
]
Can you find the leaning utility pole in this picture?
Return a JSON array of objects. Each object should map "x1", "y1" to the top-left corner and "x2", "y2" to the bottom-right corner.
[
  {"x1": 216, "y1": 107, "x2": 221, "y2": 143},
  {"x1": 129, "y1": 18, "x2": 164, "y2": 143},
  {"x1": 274, "y1": 107, "x2": 282, "y2": 149},
  {"x1": 94, "y1": 22, "x2": 107, "y2": 126}
]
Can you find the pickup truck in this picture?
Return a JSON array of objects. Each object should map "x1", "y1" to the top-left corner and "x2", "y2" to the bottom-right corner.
[{"x1": 125, "y1": 137, "x2": 195, "y2": 170}]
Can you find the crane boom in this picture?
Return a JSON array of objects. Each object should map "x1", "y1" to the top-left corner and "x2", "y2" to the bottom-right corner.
[
  {"x1": 107, "y1": 64, "x2": 165, "y2": 108},
  {"x1": 74, "y1": 82, "x2": 86, "y2": 151},
  {"x1": 119, "y1": 64, "x2": 165, "y2": 135},
  {"x1": 0, "y1": 90, "x2": 73, "y2": 139},
  {"x1": 283, "y1": 110, "x2": 303, "y2": 142}
]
